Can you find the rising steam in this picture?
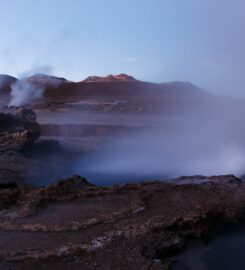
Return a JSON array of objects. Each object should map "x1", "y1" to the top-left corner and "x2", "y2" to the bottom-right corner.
[
  {"x1": 72, "y1": 96, "x2": 245, "y2": 184},
  {"x1": 9, "y1": 79, "x2": 44, "y2": 107}
]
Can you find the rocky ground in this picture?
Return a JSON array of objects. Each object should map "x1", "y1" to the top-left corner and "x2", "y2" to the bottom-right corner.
[
  {"x1": 1, "y1": 108, "x2": 245, "y2": 269},
  {"x1": 0, "y1": 109, "x2": 77, "y2": 186},
  {"x1": 0, "y1": 174, "x2": 245, "y2": 270}
]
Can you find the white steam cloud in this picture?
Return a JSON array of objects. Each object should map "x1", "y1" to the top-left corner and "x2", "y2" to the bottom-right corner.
[
  {"x1": 8, "y1": 79, "x2": 44, "y2": 107},
  {"x1": 18, "y1": 65, "x2": 53, "y2": 79},
  {"x1": 72, "y1": 97, "x2": 245, "y2": 184}
]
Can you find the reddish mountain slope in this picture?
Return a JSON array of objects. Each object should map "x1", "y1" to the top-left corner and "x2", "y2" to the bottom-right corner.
[
  {"x1": 1, "y1": 73, "x2": 242, "y2": 115},
  {"x1": 82, "y1": 74, "x2": 138, "y2": 83}
]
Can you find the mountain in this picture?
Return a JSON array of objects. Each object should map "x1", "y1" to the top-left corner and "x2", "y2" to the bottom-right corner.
[
  {"x1": 25, "y1": 74, "x2": 67, "y2": 85},
  {"x1": 0, "y1": 74, "x2": 17, "y2": 86},
  {"x1": 82, "y1": 74, "x2": 138, "y2": 83},
  {"x1": 35, "y1": 74, "x2": 214, "y2": 113},
  {"x1": 0, "y1": 75, "x2": 17, "y2": 99},
  {"x1": 1, "y1": 73, "x2": 242, "y2": 115}
]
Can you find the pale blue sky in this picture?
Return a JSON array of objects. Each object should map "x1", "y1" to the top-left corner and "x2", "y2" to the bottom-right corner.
[{"x1": 0, "y1": 0, "x2": 245, "y2": 97}]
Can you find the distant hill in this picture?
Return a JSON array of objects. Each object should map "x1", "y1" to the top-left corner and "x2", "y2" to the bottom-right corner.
[
  {"x1": 0, "y1": 74, "x2": 17, "y2": 94},
  {"x1": 0, "y1": 74, "x2": 17, "y2": 86},
  {"x1": 1, "y1": 73, "x2": 243, "y2": 115},
  {"x1": 82, "y1": 74, "x2": 138, "y2": 83},
  {"x1": 30, "y1": 74, "x2": 209, "y2": 112},
  {"x1": 26, "y1": 74, "x2": 67, "y2": 85}
]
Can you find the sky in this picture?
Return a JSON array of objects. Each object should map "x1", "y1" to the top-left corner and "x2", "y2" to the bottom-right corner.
[{"x1": 0, "y1": 0, "x2": 245, "y2": 97}]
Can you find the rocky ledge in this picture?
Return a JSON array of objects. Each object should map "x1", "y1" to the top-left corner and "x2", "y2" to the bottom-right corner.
[
  {"x1": 0, "y1": 109, "x2": 75, "y2": 186},
  {"x1": 0, "y1": 174, "x2": 244, "y2": 269}
]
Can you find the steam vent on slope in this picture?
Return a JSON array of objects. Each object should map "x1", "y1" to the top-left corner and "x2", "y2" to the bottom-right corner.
[{"x1": 1, "y1": 74, "x2": 245, "y2": 269}]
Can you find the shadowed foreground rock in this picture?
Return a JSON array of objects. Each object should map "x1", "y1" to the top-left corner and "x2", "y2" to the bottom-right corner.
[
  {"x1": 0, "y1": 109, "x2": 74, "y2": 186},
  {"x1": 0, "y1": 108, "x2": 41, "y2": 148},
  {"x1": 0, "y1": 174, "x2": 245, "y2": 269}
]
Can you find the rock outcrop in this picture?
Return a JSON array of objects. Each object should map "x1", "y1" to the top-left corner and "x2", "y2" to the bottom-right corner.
[
  {"x1": 0, "y1": 109, "x2": 68, "y2": 186},
  {"x1": 0, "y1": 174, "x2": 245, "y2": 269},
  {"x1": 0, "y1": 108, "x2": 41, "y2": 154}
]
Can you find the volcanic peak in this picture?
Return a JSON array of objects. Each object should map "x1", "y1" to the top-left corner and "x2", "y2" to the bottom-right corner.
[{"x1": 82, "y1": 74, "x2": 138, "y2": 83}]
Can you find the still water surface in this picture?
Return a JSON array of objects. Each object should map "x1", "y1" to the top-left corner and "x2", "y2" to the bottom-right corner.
[{"x1": 172, "y1": 221, "x2": 245, "y2": 270}]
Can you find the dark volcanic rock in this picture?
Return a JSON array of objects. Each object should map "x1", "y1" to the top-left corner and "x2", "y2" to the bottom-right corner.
[
  {"x1": 0, "y1": 109, "x2": 70, "y2": 187},
  {"x1": 0, "y1": 112, "x2": 17, "y2": 132},
  {"x1": 0, "y1": 175, "x2": 244, "y2": 270},
  {"x1": 0, "y1": 109, "x2": 41, "y2": 154},
  {"x1": 46, "y1": 175, "x2": 93, "y2": 197},
  {"x1": 15, "y1": 108, "x2": 41, "y2": 140},
  {"x1": 0, "y1": 169, "x2": 21, "y2": 188}
]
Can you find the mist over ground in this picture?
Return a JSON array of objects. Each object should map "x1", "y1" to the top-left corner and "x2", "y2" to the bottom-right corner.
[
  {"x1": 70, "y1": 95, "x2": 245, "y2": 185},
  {"x1": 2, "y1": 72, "x2": 245, "y2": 186}
]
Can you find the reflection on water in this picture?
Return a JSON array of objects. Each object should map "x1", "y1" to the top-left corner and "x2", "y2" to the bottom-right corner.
[{"x1": 172, "y1": 221, "x2": 245, "y2": 270}]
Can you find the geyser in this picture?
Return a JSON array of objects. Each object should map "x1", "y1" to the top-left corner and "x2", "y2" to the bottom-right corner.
[{"x1": 9, "y1": 79, "x2": 44, "y2": 107}]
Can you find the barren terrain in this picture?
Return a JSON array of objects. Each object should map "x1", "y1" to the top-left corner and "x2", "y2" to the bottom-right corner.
[
  {"x1": 1, "y1": 74, "x2": 245, "y2": 269},
  {"x1": 0, "y1": 175, "x2": 245, "y2": 270}
]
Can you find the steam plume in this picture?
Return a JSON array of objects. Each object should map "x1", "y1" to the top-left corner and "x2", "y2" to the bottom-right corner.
[
  {"x1": 8, "y1": 79, "x2": 43, "y2": 107},
  {"x1": 72, "y1": 98, "x2": 245, "y2": 184}
]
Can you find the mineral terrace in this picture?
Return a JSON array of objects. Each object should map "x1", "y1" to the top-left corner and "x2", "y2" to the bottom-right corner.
[{"x1": 0, "y1": 174, "x2": 245, "y2": 270}]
